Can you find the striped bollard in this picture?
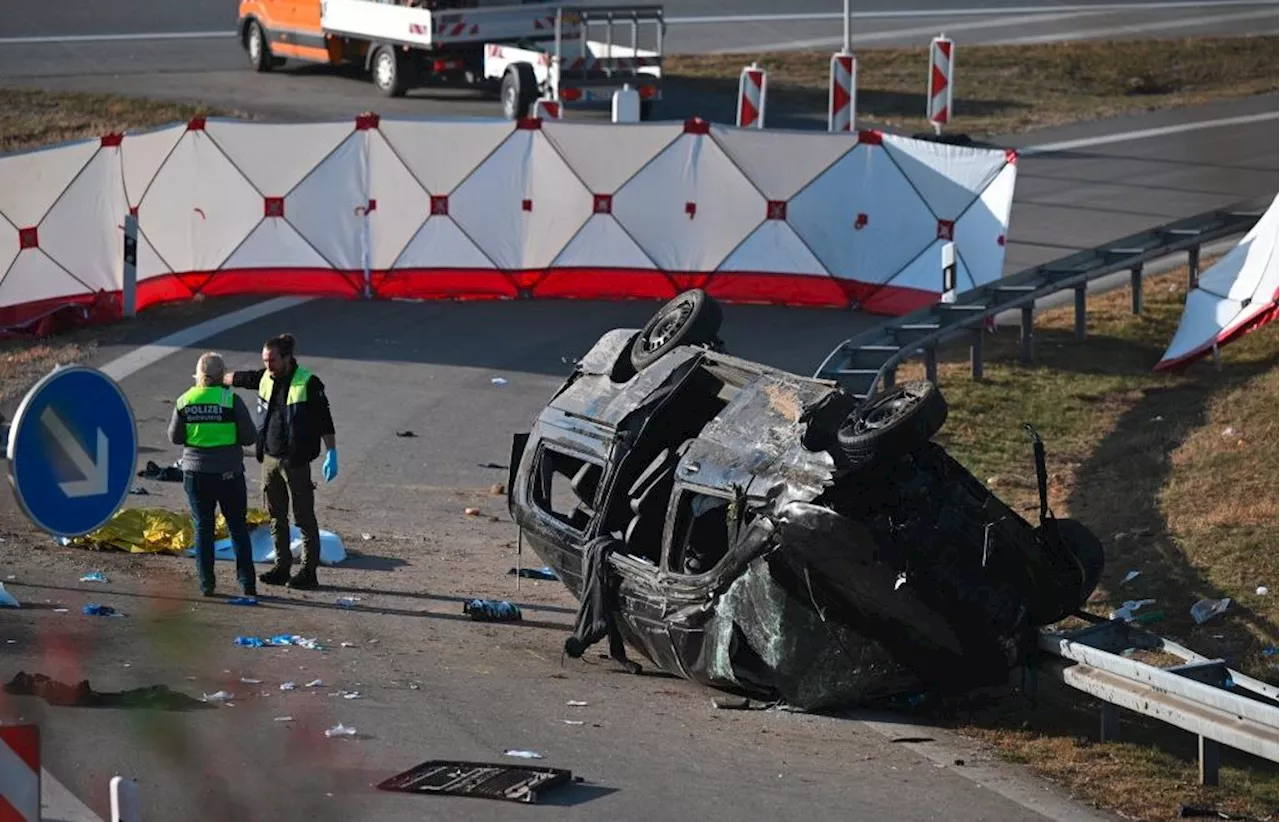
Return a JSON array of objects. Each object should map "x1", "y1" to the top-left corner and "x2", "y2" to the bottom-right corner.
[
  {"x1": 0, "y1": 725, "x2": 40, "y2": 822},
  {"x1": 736, "y1": 63, "x2": 766, "y2": 129},
  {"x1": 533, "y1": 97, "x2": 562, "y2": 120},
  {"x1": 927, "y1": 34, "x2": 955, "y2": 135},
  {"x1": 828, "y1": 52, "x2": 856, "y2": 132}
]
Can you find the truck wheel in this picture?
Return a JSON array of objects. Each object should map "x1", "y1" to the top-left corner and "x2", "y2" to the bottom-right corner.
[
  {"x1": 629, "y1": 289, "x2": 723, "y2": 370},
  {"x1": 372, "y1": 46, "x2": 408, "y2": 97},
  {"x1": 835, "y1": 380, "x2": 948, "y2": 466},
  {"x1": 500, "y1": 63, "x2": 538, "y2": 120},
  {"x1": 246, "y1": 22, "x2": 273, "y2": 73}
]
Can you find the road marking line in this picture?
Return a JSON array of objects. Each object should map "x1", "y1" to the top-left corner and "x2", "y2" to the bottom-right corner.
[
  {"x1": 1021, "y1": 111, "x2": 1280, "y2": 156},
  {"x1": 100, "y1": 296, "x2": 313, "y2": 382},
  {"x1": 985, "y1": 8, "x2": 1277, "y2": 44},
  {"x1": 0, "y1": 30, "x2": 233, "y2": 45},
  {"x1": 705, "y1": 11, "x2": 1097, "y2": 54},
  {"x1": 666, "y1": 0, "x2": 1275, "y2": 24},
  {"x1": 42, "y1": 767, "x2": 103, "y2": 822}
]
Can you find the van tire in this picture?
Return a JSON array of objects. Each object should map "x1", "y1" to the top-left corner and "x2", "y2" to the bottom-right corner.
[
  {"x1": 500, "y1": 63, "x2": 538, "y2": 120},
  {"x1": 372, "y1": 46, "x2": 408, "y2": 98},
  {"x1": 246, "y1": 22, "x2": 273, "y2": 73}
]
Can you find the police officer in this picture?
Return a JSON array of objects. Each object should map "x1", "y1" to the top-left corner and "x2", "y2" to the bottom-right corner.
[
  {"x1": 169, "y1": 352, "x2": 259, "y2": 598},
  {"x1": 224, "y1": 333, "x2": 337, "y2": 591}
]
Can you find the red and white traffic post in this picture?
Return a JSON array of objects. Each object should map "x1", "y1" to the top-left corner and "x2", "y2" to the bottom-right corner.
[
  {"x1": 828, "y1": 51, "x2": 857, "y2": 132},
  {"x1": 533, "y1": 97, "x2": 563, "y2": 120},
  {"x1": 0, "y1": 724, "x2": 40, "y2": 822},
  {"x1": 736, "y1": 62, "x2": 767, "y2": 129},
  {"x1": 927, "y1": 34, "x2": 955, "y2": 135}
]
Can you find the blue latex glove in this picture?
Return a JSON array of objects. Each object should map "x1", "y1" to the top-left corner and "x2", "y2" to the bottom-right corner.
[{"x1": 322, "y1": 448, "x2": 338, "y2": 482}]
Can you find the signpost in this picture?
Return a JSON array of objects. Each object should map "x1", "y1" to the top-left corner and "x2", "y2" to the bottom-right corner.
[{"x1": 5, "y1": 365, "x2": 137, "y2": 538}]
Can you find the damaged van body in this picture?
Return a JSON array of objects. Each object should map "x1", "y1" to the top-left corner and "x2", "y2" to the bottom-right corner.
[{"x1": 507, "y1": 290, "x2": 1104, "y2": 709}]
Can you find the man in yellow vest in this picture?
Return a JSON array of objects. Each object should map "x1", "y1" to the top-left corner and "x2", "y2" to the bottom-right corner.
[
  {"x1": 168, "y1": 352, "x2": 260, "y2": 597},
  {"x1": 224, "y1": 333, "x2": 337, "y2": 591}
]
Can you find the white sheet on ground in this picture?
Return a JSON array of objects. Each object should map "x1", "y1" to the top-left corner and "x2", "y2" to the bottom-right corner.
[{"x1": 192, "y1": 525, "x2": 348, "y2": 566}]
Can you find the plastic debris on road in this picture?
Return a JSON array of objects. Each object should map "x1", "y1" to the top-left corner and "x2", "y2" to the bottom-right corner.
[
  {"x1": 80, "y1": 572, "x2": 108, "y2": 583},
  {"x1": 1257, "y1": 586, "x2": 1268, "y2": 596},
  {"x1": 1120, "y1": 570, "x2": 1141, "y2": 585},
  {"x1": 82, "y1": 604, "x2": 124, "y2": 617},
  {"x1": 508, "y1": 566, "x2": 557, "y2": 581},
  {"x1": 240, "y1": 677, "x2": 262, "y2": 685},
  {"x1": 325, "y1": 724, "x2": 358, "y2": 738},
  {"x1": 1191, "y1": 597, "x2": 1232, "y2": 624},
  {"x1": 306, "y1": 679, "x2": 324, "y2": 688},
  {"x1": 202, "y1": 690, "x2": 234, "y2": 703},
  {"x1": 274, "y1": 716, "x2": 294, "y2": 722},
  {"x1": 280, "y1": 682, "x2": 297, "y2": 691},
  {"x1": 566, "y1": 700, "x2": 588, "y2": 707},
  {"x1": 491, "y1": 377, "x2": 508, "y2": 386},
  {"x1": 0, "y1": 584, "x2": 19, "y2": 609},
  {"x1": 234, "y1": 634, "x2": 325, "y2": 650},
  {"x1": 228, "y1": 597, "x2": 258, "y2": 606},
  {"x1": 336, "y1": 597, "x2": 360, "y2": 608},
  {"x1": 464, "y1": 599, "x2": 522, "y2": 622},
  {"x1": 504, "y1": 750, "x2": 543, "y2": 759}
]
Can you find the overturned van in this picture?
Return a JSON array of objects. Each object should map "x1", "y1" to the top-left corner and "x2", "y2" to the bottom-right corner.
[{"x1": 506, "y1": 290, "x2": 1104, "y2": 709}]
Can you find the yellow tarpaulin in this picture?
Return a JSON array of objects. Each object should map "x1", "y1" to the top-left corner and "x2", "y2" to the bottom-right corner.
[{"x1": 65, "y1": 507, "x2": 272, "y2": 554}]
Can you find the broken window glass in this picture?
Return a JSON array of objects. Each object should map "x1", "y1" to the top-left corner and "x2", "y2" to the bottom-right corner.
[
  {"x1": 532, "y1": 447, "x2": 602, "y2": 533},
  {"x1": 667, "y1": 490, "x2": 731, "y2": 575}
]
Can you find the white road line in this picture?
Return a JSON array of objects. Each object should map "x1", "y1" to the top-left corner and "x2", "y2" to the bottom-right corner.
[
  {"x1": 42, "y1": 767, "x2": 104, "y2": 822},
  {"x1": 984, "y1": 8, "x2": 1277, "y2": 44},
  {"x1": 705, "y1": 10, "x2": 1097, "y2": 54},
  {"x1": 0, "y1": 30, "x2": 232, "y2": 46},
  {"x1": 667, "y1": 0, "x2": 1275, "y2": 24},
  {"x1": 1021, "y1": 111, "x2": 1280, "y2": 156},
  {"x1": 100, "y1": 296, "x2": 313, "y2": 382}
]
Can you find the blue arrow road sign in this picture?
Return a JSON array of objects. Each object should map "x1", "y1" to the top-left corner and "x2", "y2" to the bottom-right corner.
[{"x1": 5, "y1": 365, "x2": 138, "y2": 538}]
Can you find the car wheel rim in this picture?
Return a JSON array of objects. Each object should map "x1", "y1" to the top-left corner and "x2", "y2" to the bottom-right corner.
[
  {"x1": 855, "y1": 389, "x2": 921, "y2": 433},
  {"x1": 376, "y1": 55, "x2": 394, "y2": 88},
  {"x1": 642, "y1": 301, "x2": 692, "y2": 352},
  {"x1": 503, "y1": 85, "x2": 517, "y2": 117}
]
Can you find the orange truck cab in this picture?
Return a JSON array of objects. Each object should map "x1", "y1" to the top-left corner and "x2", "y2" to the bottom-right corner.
[{"x1": 235, "y1": 0, "x2": 665, "y2": 119}]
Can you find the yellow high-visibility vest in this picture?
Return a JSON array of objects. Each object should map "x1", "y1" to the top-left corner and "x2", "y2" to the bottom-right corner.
[{"x1": 176, "y1": 386, "x2": 237, "y2": 448}]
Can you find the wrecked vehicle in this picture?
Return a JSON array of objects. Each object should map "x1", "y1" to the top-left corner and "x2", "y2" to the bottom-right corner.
[{"x1": 507, "y1": 290, "x2": 1104, "y2": 709}]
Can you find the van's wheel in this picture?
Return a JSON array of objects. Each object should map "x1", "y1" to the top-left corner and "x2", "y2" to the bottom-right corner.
[
  {"x1": 500, "y1": 63, "x2": 538, "y2": 120},
  {"x1": 246, "y1": 22, "x2": 273, "y2": 73},
  {"x1": 630, "y1": 289, "x2": 723, "y2": 370},
  {"x1": 836, "y1": 380, "x2": 948, "y2": 466},
  {"x1": 372, "y1": 46, "x2": 408, "y2": 97}
]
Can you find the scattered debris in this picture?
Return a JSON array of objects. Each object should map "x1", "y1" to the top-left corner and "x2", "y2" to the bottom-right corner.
[
  {"x1": 239, "y1": 678, "x2": 262, "y2": 685},
  {"x1": 129, "y1": 487, "x2": 150, "y2": 495},
  {"x1": 490, "y1": 483, "x2": 506, "y2": 495},
  {"x1": 1110, "y1": 599, "x2": 1157, "y2": 622},
  {"x1": 1263, "y1": 647, "x2": 1277, "y2": 657},
  {"x1": 306, "y1": 679, "x2": 324, "y2": 688},
  {"x1": 504, "y1": 750, "x2": 543, "y2": 759},
  {"x1": 566, "y1": 700, "x2": 588, "y2": 707},
  {"x1": 464, "y1": 507, "x2": 481, "y2": 517},
  {"x1": 337, "y1": 597, "x2": 361, "y2": 608},
  {"x1": 4, "y1": 672, "x2": 208, "y2": 710},
  {"x1": 82, "y1": 604, "x2": 124, "y2": 617},
  {"x1": 235, "y1": 634, "x2": 325, "y2": 650},
  {"x1": 464, "y1": 599, "x2": 522, "y2": 622},
  {"x1": 79, "y1": 572, "x2": 108, "y2": 583},
  {"x1": 202, "y1": 690, "x2": 235, "y2": 703},
  {"x1": 377, "y1": 760, "x2": 574, "y2": 804},
  {"x1": 562, "y1": 720, "x2": 585, "y2": 726},
  {"x1": 324, "y1": 724, "x2": 358, "y2": 738},
  {"x1": 1121, "y1": 570, "x2": 1141, "y2": 585},
  {"x1": 395, "y1": 430, "x2": 416, "y2": 438},
  {"x1": 0, "y1": 584, "x2": 19, "y2": 609},
  {"x1": 1177, "y1": 805, "x2": 1263, "y2": 821},
  {"x1": 361, "y1": 533, "x2": 374, "y2": 541},
  {"x1": 136, "y1": 460, "x2": 182, "y2": 482},
  {"x1": 274, "y1": 716, "x2": 294, "y2": 722},
  {"x1": 228, "y1": 597, "x2": 258, "y2": 606},
  {"x1": 340, "y1": 642, "x2": 358, "y2": 648},
  {"x1": 891, "y1": 736, "x2": 936, "y2": 744},
  {"x1": 342, "y1": 692, "x2": 362, "y2": 700},
  {"x1": 1221, "y1": 427, "x2": 1240, "y2": 438},
  {"x1": 280, "y1": 682, "x2": 297, "y2": 691},
  {"x1": 508, "y1": 567, "x2": 556, "y2": 581},
  {"x1": 1256, "y1": 586, "x2": 1268, "y2": 596},
  {"x1": 1190, "y1": 598, "x2": 1232, "y2": 625},
  {"x1": 491, "y1": 377, "x2": 508, "y2": 386}
]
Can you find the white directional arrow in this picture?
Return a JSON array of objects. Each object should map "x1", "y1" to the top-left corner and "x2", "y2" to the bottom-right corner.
[{"x1": 39, "y1": 406, "x2": 109, "y2": 498}]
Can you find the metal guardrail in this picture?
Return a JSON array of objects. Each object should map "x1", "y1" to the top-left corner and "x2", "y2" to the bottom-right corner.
[
  {"x1": 814, "y1": 196, "x2": 1273, "y2": 401},
  {"x1": 1030, "y1": 619, "x2": 1279, "y2": 785}
]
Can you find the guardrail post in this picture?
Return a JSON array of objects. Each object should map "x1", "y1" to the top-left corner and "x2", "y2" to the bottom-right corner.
[
  {"x1": 970, "y1": 327, "x2": 984, "y2": 380},
  {"x1": 1130, "y1": 263, "x2": 1144, "y2": 315},
  {"x1": 1199, "y1": 736, "x2": 1221, "y2": 786},
  {"x1": 1019, "y1": 305, "x2": 1034, "y2": 363},
  {"x1": 923, "y1": 346, "x2": 938, "y2": 383},
  {"x1": 1100, "y1": 702, "x2": 1119, "y2": 742},
  {"x1": 1073, "y1": 285, "x2": 1086, "y2": 340},
  {"x1": 1188, "y1": 245, "x2": 1201, "y2": 289}
]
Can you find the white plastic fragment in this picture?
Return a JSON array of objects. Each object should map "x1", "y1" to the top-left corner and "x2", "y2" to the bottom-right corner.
[
  {"x1": 491, "y1": 377, "x2": 508, "y2": 386},
  {"x1": 504, "y1": 750, "x2": 543, "y2": 759},
  {"x1": 202, "y1": 690, "x2": 234, "y2": 703},
  {"x1": 280, "y1": 682, "x2": 297, "y2": 691},
  {"x1": 306, "y1": 679, "x2": 324, "y2": 688},
  {"x1": 274, "y1": 716, "x2": 294, "y2": 722},
  {"x1": 566, "y1": 700, "x2": 588, "y2": 707},
  {"x1": 1121, "y1": 570, "x2": 1141, "y2": 585},
  {"x1": 1257, "y1": 586, "x2": 1268, "y2": 596},
  {"x1": 1110, "y1": 599, "x2": 1156, "y2": 622},
  {"x1": 562, "y1": 720, "x2": 585, "y2": 726},
  {"x1": 1191, "y1": 597, "x2": 1232, "y2": 624},
  {"x1": 325, "y1": 724, "x2": 358, "y2": 738},
  {"x1": 240, "y1": 677, "x2": 262, "y2": 684}
]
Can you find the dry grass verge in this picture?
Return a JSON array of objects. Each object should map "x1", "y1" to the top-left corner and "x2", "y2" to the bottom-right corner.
[
  {"x1": 668, "y1": 36, "x2": 1278, "y2": 136},
  {"x1": 878, "y1": 265, "x2": 1277, "y2": 821}
]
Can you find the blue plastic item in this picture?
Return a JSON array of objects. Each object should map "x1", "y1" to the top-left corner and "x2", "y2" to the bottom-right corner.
[{"x1": 463, "y1": 599, "x2": 522, "y2": 622}]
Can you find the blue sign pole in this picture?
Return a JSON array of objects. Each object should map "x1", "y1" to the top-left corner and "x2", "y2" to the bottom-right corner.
[{"x1": 5, "y1": 365, "x2": 138, "y2": 538}]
